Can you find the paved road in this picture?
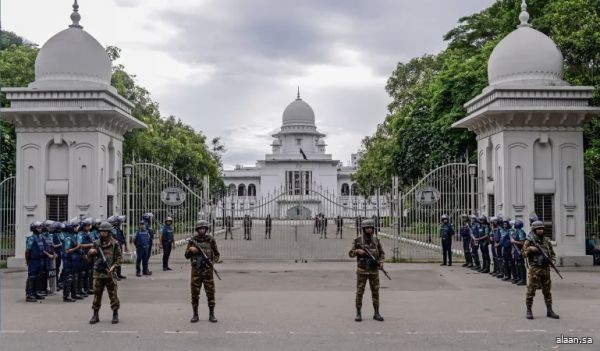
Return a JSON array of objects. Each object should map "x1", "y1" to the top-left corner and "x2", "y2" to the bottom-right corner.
[{"x1": 1, "y1": 252, "x2": 598, "y2": 350}]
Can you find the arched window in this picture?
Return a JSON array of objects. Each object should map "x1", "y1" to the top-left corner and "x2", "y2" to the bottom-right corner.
[
  {"x1": 228, "y1": 184, "x2": 236, "y2": 195},
  {"x1": 351, "y1": 183, "x2": 358, "y2": 196},
  {"x1": 248, "y1": 184, "x2": 257, "y2": 197},
  {"x1": 341, "y1": 183, "x2": 350, "y2": 196},
  {"x1": 238, "y1": 183, "x2": 246, "y2": 197}
]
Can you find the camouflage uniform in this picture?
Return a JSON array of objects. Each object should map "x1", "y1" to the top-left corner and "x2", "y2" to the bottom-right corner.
[
  {"x1": 185, "y1": 225, "x2": 221, "y2": 323},
  {"x1": 522, "y1": 221, "x2": 559, "y2": 319},
  {"x1": 91, "y1": 238, "x2": 122, "y2": 312},
  {"x1": 349, "y1": 223, "x2": 385, "y2": 320}
]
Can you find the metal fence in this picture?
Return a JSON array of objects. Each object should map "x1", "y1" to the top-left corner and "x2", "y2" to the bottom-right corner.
[
  {"x1": 585, "y1": 175, "x2": 600, "y2": 264},
  {"x1": 0, "y1": 176, "x2": 16, "y2": 263}
]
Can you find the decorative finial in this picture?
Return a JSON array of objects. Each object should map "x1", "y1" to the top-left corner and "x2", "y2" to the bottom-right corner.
[
  {"x1": 70, "y1": 0, "x2": 83, "y2": 29},
  {"x1": 518, "y1": 0, "x2": 531, "y2": 28},
  {"x1": 297, "y1": 86, "x2": 301, "y2": 100}
]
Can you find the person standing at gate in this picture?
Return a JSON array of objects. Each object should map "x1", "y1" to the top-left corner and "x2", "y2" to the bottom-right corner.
[
  {"x1": 349, "y1": 219, "x2": 385, "y2": 322},
  {"x1": 142, "y1": 212, "x2": 156, "y2": 254},
  {"x1": 355, "y1": 216, "x2": 362, "y2": 236},
  {"x1": 25, "y1": 221, "x2": 47, "y2": 302},
  {"x1": 321, "y1": 215, "x2": 328, "y2": 239},
  {"x1": 185, "y1": 220, "x2": 220, "y2": 323},
  {"x1": 265, "y1": 215, "x2": 272, "y2": 239},
  {"x1": 134, "y1": 220, "x2": 152, "y2": 277},
  {"x1": 224, "y1": 215, "x2": 233, "y2": 240},
  {"x1": 336, "y1": 215, "x2": 343, "y2": 239},
  {"x1": 459, "y1": 214, "x2": 473, "y2": 268},
  {"x1": 161, "y1": 216, "x2": 175, "y2": 271},
  {"x1": 522, "y1": 221, "x2": 559, "y2": 320},
  {"x1": 469, "y1": 215, "x2": 481, "y2": 271},
  {"x1": 243, "y1": 215, "x2": 252, "y2": 240},
  {"x1": 439, "y1": 214, "x2": 454, "y2": 266},
  {"x1": 87, "y1": 221, "x2": 122, "y2": 325}
]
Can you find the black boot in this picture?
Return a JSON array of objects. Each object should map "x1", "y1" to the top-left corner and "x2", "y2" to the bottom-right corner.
[
  {"x1": 26, "y1": 277, "x2": 37, "y2": 302},
  {"x1": 89, "y1": 310, "x2": 100, "y2": 324},
  {"x1": 526, "y1": 305, "x2": 533, "y2": 320},
  {"x1": 517, "y1": 265, "x2": 527, "y2": 286},
  {"x1": 373, "y1": 307, "x2": 384, "y2": 322},
  {"x1": 546, "y1": 305, "x2": 559, "y2": 319},
  {"x1": 355, "y1": 308, "x2": 362, "y2": 322},
  {"x1": 209, "y1": 306, "x2": 218, "y2": 323},
  {"x1": 190, "y1": 306, "x2": 199, "y2": 323},
  {"x1": 112, "y1": 310, "x2": 119, "y2": 324}
]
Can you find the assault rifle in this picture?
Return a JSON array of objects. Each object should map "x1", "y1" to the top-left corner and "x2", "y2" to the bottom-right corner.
[
  {"x1": 526, "y1": 235, "x2": 563, "y2": 279},
  {"x1": 95, "y1": 242, "x2": 116, "y2": 283},
  {"x1": 190, "y1": 238, "x2": 222, "y2": 281},
  {"x1": 359, "y1": 244, "x2": 391, "y2": 280}
]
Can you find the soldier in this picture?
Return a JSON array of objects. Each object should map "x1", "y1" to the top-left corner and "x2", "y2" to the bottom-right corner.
[
  {"x1": 459, "y1": 214, "x2": 473, "y2": 268},
  {"x1": 111, "y1": 215, "x2": 128, "y2": 280},
  {"x1": 469, "y1": 215, "x2": 481, "y2": 271},
  {"x1": 500, "y1": 217, "x2": 514, "y2": 282},
  {"x1": 265, "y1": 214, "x2": 272, "y2": 239},
  {"x1": 489, "y1": 217, "x2": 499, "y2": 276},
  {"x1": 25, "y1": 221, "x2": 46, "y2": 302},
  {"x1": 161, "y1": 216, "x2": 175, "y2": 271},
  {"x1": 88, "y1": 221, "x2": 123, "y2": 325},
  {"x1": 349, "y1": 219, "x2": 385, "y2": 322},
  {"x1": 224, "y1": 215, "x2": 233, "y2": 240},
  {"x1": 77, "y1": 218, "x2": 95, "y2": 296},
  {"x1": 336, "y1": 215, "x2": 343, "y2": 239},
  {"x1": 243, "y1": 215, "x2": 252, "y2": 240},
  {"x1": 511, "y1": 220, "x2": 527, "y2": 286},
  {"x1": 439, "y1": 214, "x2": 454, "y2": 266},
  {"x1": 522, "y1": 221, "x2": 559, "y2": 320},
  {"x1": 185, "y1": 220, "x2": 221, "y2": 323},
  {"x1": 478, "y1": 215, "x2": 491, "y2": 273},
  {"x1": 134, "y1": 220, "x2": 152, "y2": 277}
]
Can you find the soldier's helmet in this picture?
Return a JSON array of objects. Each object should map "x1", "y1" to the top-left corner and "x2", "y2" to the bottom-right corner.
[
  {"x1": 165, "y1": 216, "x2": 173, "y2": 224},
  {"x1": 51, "y1": 221, "x2": 64, "y2": 231},
  {"x1": 514, "y1": 220, "x2": 524, "y2": 229},
  {"x1": 361, "y1": 219, "x2": 375, "y2": 229},
  {"x1": 30, "y1": 221, "x2": 43, "y2": 231},
  {"x1": 99, "y1": 221, "x2": 113, "y2": 232},
  {"x1": 195, "y1": 220, "x2": 209, "y2": 230},
  {"x1": 479, "y1": 215, "x2": 488, "y2": 223},
  {"x1": 528, "y1": 214, "x2": 539, "y2": 224},
  {"x1": 531, "y1": 221, "x2": 544, "y2": 230},
  {"x1": 440, "y1": 214, "x2": 449, "y2": 221}
]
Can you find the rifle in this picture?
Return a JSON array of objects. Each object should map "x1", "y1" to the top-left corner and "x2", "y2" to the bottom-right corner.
[
  {"x1": 526, "y1": 235, "x2": 563, "y2": 279},
  {"x1": 359, "y1": 244, "x2": 391, "y2": 280},
  {"x1": 95, "y1": 241, "x2": 116, "y2": 284},
  {"x1": 190, "y1": 238, "x2": 222, "y2": 281}
]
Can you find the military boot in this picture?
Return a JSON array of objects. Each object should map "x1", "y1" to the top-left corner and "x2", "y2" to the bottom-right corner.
[
  {"x1": 526, "y1": 305, "x2": 533, "y2": 320},
  {"x1": 112, "y1": 310, "x2": 119, "y2": 324},
  {"x1": 209, "y1": 306, "x2": 218, "y2": 323},
  {"x1": 546, "y1": 305, "x2": 559, "y2": 319},
  {"x1": 89, "y1": 310, "x2": 100, "y2": 324},
  {"x1": 354, "y1": 308, "x2": 362, "y2": 322},
  {"x1": 190, "y1": 306, "x2": 199, "y2": 323},
  {"x1": 373, "y1": 307, "x2": 384, "y2": 322}
]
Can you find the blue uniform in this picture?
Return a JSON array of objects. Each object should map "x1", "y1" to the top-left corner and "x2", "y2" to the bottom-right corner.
[
  {"x1": 77, "y1": 230, "x2": 94, "y2": 294},
  {"x1": 439, "y1": 223, "x2": 454, "y2": 265},
  {"x1": 500, "y1": 227, "x2": 514, "y2": 280},
  {"x1": 478, "y1": 223, "x2": 491, "y2": 272},
  {"x1": 470, "y1": 222, "x2": 481, "y2": 268},
  {"x1": 161, "y1": 225, "x2": 174, "y2": 270},
  {"x1": 135, "y1": 228, "x2": 152, "y2": 275},
  {"x1": 459, "y1": 224, "x2": 473, "y2": 266},
  {"x1": 25, "y1": 232, "x2": 45, "y2": 298},
  {"x1": 62, "y1": 231, "x2": 80, "y2": 299}
]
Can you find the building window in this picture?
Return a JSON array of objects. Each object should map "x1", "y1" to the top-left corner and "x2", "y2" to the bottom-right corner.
[
  {"x1": 341, "y1": 183, "x2": 350, "y2": 196},
  {"x1": 488, "y1": 194, "x2": 495, "y2": 217},
  {"x1": 296, "y1": 138, "x2": 302, "y2": 146},
  {"x1": 238, "y1": 184, "x2": 246, "y2": 197},
  {"x1": 286, "y1": 171, "x2": 312, "y2": 195},
  {"x1": 248, "y1": 184, "x2": 256, "y2": 197},
  {"x1": 351, "y1": 183, "x2": 358, "y2": 196},
  {"x1": 107, "y1": 196, "x2": 114, "y2": 217},
  {"x1": 228, "y1": 184, "x2": 236, "y2": 195},
  {"x1": 535, "y1": 194, "x2": 554, "y2": 240},
  {"x1": 46, "y1": 195, "x2": 68, "y2": 222}
]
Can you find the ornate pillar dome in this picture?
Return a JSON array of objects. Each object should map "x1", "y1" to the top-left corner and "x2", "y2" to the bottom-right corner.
[
  {"x1": 487, "y1": 1, "x2": 566, "y2": 87},
  {"x1": 282, "y1": 89, "x2": 316, "y2": 127}
]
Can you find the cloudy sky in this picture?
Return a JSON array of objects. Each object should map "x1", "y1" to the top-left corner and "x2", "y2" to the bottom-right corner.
[{"x1": 3, "y1": 0, "x2": 495, "y2": 169}]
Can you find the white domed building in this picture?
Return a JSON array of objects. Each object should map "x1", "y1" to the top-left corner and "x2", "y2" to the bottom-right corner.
[
  {"x1": 1, "y1": 1, "x2": 146, "y2": 265},
  {"x1": 453, "y1": 1, "x2": 600, "y2": 265},
  {"x1": 222, "y1": 91, "x2": 362, "y2": 218}
]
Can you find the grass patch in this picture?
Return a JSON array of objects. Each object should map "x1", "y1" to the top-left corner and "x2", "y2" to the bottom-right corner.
[{"x1": 0, "y1": 261, "x2": 7, "y2": 269}]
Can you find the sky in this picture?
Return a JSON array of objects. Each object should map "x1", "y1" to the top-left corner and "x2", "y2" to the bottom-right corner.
[{"x1": 3, "y1": 0, "x2": 496, "y2": 169}]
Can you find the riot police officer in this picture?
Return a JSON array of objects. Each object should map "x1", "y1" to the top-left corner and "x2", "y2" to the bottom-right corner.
[
  {"x1": 439, "y1": 214, "x2": 454, "y2": 266},
  {"x1": 500, "y1": 217, "x2": 514, "y2": 282},
  {"x1": 489, "y1": 217, "x2": 499, "y2": 276},
  {"x1": 25, "y1": 221, "x2": 46, "y2": 302},
  {"x1": 61, "y1": 220, "x2": 80, "y2": 302},
  {"x1": 511, "y1": 220, "x2": 527, "y2": 286},
  {"x1": 265, "y1": 214, "x2": 272, "y2": 239},
  {"x1": 459, "y1": 214, "x2": 473, "y2": 268},
  {"x1": 161, "y1": 216, "x2": 175, "y2": 271},
  {"x1": 77, "y1": 218, "x2": 95, "y2": 296},
  {"x1": 134, "y1": 220, "x2": 152, "y2": 277},
  {"x1": 478, "y1": 215, "x2": 491, "y2": 273},
  {"x1": 185, "y1": 220, "x2": 221, "y2": 323},
  {"x1": 349, "y1": 219, "x2": 385, "y2": 322},
  {"x1": 111, "y1": 215, "x2": 128, "y2": 280},
  {"x1": 469, "y1": 215, "x2": 481, "y2": 271}
]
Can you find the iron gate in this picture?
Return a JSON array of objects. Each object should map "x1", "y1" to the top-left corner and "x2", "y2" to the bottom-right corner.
[
  {"x1": 0, "y1": 176, "x2": 16, "y2": 263},
  {"x1": 382, "y1": 163, "x2": 478, "y2": 262}
]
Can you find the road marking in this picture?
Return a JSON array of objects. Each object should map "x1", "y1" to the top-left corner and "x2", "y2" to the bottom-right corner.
[
  {"x1": 101, "y1": 330, "x2": 138, "y2": 334},
  {"x1": 164, "y1": 331, "x2": 199, "y2": 334},
  {"x1": 515, "y1": 329, "x2": 547, "y2": 333},
  {"x1": 47, "y1": 330, "x2": 79, "y2": 333},
  {"x1": 568, "y1": 329, "x2": 582, "y2": 332},
  {"x1": 458, "y1": 330, "x2": 488, "y2": 334},
  {"x1": 0, "y1": 330, "x2": 26, "y2": 334},
  {"x1": 226, "y1": 331, "x2": 263, "y2": 335},
  {"x1": 406, "y1": 331, "x2": 425, "y2": 335}
]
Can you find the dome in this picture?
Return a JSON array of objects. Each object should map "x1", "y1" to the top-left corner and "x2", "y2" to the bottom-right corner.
[
  {"x1": 272, "y1": 139, "x2": 281, "y2": 146},
  {"x1": 32, "y1": 4, "x2": 112, "y2": 88},
  {"x1": 487, "y1": 4, "x2": 566, "y2": 87},
  {"x1": 282, "y1": 96, "x2": 315, "y2": 126},
  {"x1": 316, "y1": 138, "x2": 326, "y2": 146}
]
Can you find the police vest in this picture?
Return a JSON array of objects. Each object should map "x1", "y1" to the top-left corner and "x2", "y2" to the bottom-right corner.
[
  {"x1": 136, "y1": 230, "x2": 151, "y2": 247},
  {"x1": 162, "y1": 226, "x2": 174, "y2": 242},
  {"x1": 26, "y1": 233, "x2": 44, "y2": 260},
  {"x1": 500, "y1": 229, "x2": 513, "y2": 248},
  {"x1": 440, "y1": 224, "x2": 453, "y2": 239}
]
